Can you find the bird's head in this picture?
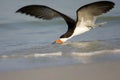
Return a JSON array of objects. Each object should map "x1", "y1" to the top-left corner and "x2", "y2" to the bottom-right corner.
[{"x1": 52, "y1": 38, "x2": 69, "y2": 44}]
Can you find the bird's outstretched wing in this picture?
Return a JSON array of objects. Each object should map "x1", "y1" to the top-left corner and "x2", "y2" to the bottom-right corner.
[
  {"x1": 76, "y1": 1, "x2": 115, "y2": 28},
  {"x1": 16, "y1": 5, "x2": 75, "y2": 28}
]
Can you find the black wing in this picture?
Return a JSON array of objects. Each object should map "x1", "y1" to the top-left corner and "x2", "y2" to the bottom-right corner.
[{"x1": 16, "y1": 5, "x2": 75, "y2": 30}]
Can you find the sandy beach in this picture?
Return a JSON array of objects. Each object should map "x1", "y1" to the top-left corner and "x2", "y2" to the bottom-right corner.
[{"x1": 0, "y1": 61, "x2": 120, "y2": 80}]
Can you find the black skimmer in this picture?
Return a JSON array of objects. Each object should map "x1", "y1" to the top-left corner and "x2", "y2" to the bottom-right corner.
[{"x1": 16, "y1": 1, "x2": 115, "y2": 44}]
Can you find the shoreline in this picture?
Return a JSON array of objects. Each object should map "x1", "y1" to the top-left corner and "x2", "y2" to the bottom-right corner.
[{"x1": 0, "y1": 61, "x2": 120, "y2": 80}]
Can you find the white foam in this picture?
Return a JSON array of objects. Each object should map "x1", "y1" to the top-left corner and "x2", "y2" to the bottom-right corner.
[
  {"x1": 24, "y1": 52, "x2": 62, "y2": 58},
  {"x1": 72, "y1": 49, "x2": 120, "y2": 57},
  {"x1": 1, "y1": 55, "x2": 8, "y2": 58},
  {"x1": 1, "y1": 49, "x2": 120, "y2": 59},
  {"x1": 0, "y1": 52, "x2": 62, "y2": 59}
]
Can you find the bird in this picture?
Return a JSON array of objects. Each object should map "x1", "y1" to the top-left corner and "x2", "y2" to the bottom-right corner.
[{"x1": 16, "y1": 1, "x2": 115, "y2": 44}]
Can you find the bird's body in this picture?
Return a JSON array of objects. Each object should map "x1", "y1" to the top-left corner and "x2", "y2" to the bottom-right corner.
[
  {"x1": 16, "y1": 1, "x2": 115, "y2": 44},
  {"x1": 73, "y1": 25, "x2": 90, "y2": 36}
]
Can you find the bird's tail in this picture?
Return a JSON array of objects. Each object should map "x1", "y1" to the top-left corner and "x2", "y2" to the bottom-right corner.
[{"x1": 93, "y1": 22, "x2": 107, "y2": 28}]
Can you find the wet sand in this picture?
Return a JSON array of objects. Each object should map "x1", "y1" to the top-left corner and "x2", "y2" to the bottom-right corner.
[{"x1": 0, "y1": 61, "x2": 120, "y2": 80}]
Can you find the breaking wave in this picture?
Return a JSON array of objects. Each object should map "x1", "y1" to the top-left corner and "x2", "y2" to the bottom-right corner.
[{"x1": 0, "y1": 39, "x2": 120, "y2": 60}]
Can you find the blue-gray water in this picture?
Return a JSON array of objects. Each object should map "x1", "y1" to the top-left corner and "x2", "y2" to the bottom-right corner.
[{"x1": 0, "y1": 0, "x2": 120, "y2": 71}]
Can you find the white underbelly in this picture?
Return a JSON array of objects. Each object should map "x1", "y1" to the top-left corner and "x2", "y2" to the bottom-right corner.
[{"x1": 72, "y1": 26, "x2": 90, "y2": 36}]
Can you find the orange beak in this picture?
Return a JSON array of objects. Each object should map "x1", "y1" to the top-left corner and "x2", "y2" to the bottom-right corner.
[{"x1": 52, "y1": 39, "x2": 63, "y2": 44}]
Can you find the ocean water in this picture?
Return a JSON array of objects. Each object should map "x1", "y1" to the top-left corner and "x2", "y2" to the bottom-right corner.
[{"x1": 0, "y1": 0, "x2": 120, "y2": 71}]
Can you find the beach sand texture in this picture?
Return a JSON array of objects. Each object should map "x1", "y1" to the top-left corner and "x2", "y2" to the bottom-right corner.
[{"x1": 0, "y1": 61, "x2": 120, "y2": 80}]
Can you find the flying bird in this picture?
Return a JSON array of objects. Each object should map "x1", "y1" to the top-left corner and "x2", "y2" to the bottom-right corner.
[{"x1": 16, "y1": 1, "x2": 115, "y2": 44}]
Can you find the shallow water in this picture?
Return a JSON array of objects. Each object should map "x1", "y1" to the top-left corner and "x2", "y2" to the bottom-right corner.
[
  {"x1": 0, "y1": 0, "x2": 120, "y2": 71},
  {"x1": 0, "y1": 16, "x2": 120, "y2": 71}
]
